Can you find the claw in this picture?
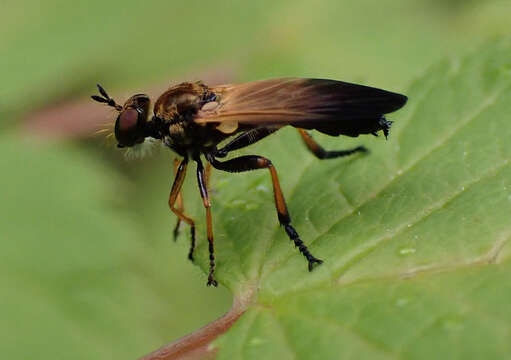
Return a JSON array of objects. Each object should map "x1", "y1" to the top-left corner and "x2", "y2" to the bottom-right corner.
[
  {"x1": 207, "y1": 276, "x2": 218, "y2": 287},
  {"x1": 308, "y1": 258, "x2": 323, "y2": 272},
  {"x1": 379, "y1": 116, "x2": 393, "y2": 140}
]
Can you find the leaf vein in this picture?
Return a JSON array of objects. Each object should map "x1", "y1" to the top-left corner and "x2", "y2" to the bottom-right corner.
[
  {"x1": 261, "y1": 81, "x2": 510, "y2": 280},
  {"x1": 332, "y1": 160, "x2": 510, "y2": 283}
]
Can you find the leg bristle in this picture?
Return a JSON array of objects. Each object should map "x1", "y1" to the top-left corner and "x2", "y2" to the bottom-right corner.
[
  {"x1": 188, "y1": 227, "x2": 196, "y2": 262},
  {"x1": 285, "y1": 225, "x2": 323, "y2": 271},
  {"x1": 173, "y1": 220, "x2": 180, "y2": 241}
]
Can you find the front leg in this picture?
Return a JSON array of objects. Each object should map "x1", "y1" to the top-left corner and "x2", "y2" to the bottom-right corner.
[
  {"x1": 172, "y1": 159, "x2": 185, "y2": 241},
  {"x1": 205, "y1": 153, "x2": 322, "y2": 271},
  {"x1": 168, "y1": 157, "x2": 196, "y2": 262}
]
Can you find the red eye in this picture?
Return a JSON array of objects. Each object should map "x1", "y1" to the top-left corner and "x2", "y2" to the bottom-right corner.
[
  {"x1": 115, "y1": 108, "x2": 146, "y2": 147},
  {"x1": 114, "y1": 94, "x2": 150, "y2": 147},
  {"x1": 119, "y1": 108, "x2": 138, "y2": 131}
]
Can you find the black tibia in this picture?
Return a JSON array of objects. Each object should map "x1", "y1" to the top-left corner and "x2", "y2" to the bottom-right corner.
[
  {"x1": 206, "y1": 153, "x2": 323, "y2": 271},
  {"x1": 196, "y1": 157, "x2": 218, "y2": 287},
  {"x1": 298, "y1": 129, "x2": 367, "y2": 159},
  {"x1": 215, "y1": 127, "x2": 277, "y2": 157},
  {"x1": 168, "y1": 157, "x2": 196, "y2": 262},
  {"x1": 172, "y1": 159, "x2": 184, "y2": 240},
  {"x1": 171, "y1": 162, "x2": 196, "y2": 261}
]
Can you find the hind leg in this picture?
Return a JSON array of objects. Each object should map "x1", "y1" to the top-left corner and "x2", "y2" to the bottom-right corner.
[{"x1": 297, "y1": 129, "x2": 367, "y2": 159}]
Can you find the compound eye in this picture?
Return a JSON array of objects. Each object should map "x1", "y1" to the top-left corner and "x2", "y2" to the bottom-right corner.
[
  {"x1": 118, "y1": 108, "x2": 139, "y2": 132},
  {"x1": 115, "y1": 108, "x2": 145, "y2": 147},
  {"x1": 114, "y1": 94, "x2": 150, "y2": 148}
]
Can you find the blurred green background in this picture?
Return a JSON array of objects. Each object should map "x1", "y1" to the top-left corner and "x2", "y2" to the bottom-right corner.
[{"x1": 1, "y1": 0, "x2": 510, "y2": 358}]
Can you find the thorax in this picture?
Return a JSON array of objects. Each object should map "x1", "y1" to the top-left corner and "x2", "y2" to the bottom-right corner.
[{"x1": 152, "y1": 82, "x2": 225, "y2": 155}]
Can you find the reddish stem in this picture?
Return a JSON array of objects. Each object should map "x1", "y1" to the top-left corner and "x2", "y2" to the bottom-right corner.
[{"x1": 140, "y1": 296, "x2": 247, "y2": 360}]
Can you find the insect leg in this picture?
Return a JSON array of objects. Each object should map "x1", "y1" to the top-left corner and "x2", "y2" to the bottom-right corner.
[
  {"x1": 205, "y1": 162, "x2": 212, "y2": 188},
  {"x1": 298, "y1": 128, "x2": 367, "y2": 159},
  {"x1": 215, "y1": 127, "x2": 278, "y2": 157},
  {"x1": 196, "y1": 157, "x2": 218, "y2": 287},
  {"x1": 206, "y1": 153, "x2": 322, "y2": 271},
  {"x1": 172, "y1": 159, "x2": 185, "y2": 241},
  {"x1": 168, "y1": 157, "x2": 196, "y2": 262}
]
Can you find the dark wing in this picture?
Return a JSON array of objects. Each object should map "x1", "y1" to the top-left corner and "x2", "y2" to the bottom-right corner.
[{"x1": 196, "y1": 78, "x2": 407, "y2": 137}]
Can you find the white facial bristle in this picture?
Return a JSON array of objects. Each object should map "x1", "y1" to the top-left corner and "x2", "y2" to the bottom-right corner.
[{"x1": 124, "y1": 138, "x2": 159, "y2": 160}]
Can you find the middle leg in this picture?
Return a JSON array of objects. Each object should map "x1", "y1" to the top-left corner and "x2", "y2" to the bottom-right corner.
[
  {"x1": 195, "y1": 157, "x2": 218, "y2": 287},
  {"x1": 206, "y1": 153, "x2": 322, "y2": 271},
  {"x1": 214, "y1": 127, "x2": 278, "y2": 158}
]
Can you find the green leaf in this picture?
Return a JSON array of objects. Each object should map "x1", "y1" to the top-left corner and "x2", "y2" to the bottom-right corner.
[
  {"x1": 0, "y1": 135, "x2": 142, "y2": 358},
  {"x1": 196, "y1": 40, "x2": 511, "y2": 358},
  {"x1": 0, "y1": 135, "x2": 231, "y2": 359}
]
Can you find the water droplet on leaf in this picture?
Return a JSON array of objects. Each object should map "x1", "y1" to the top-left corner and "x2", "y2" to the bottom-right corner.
[
  {"x1": 398, "y1": 247, "x2": 416, "y2": 256},
  {"x1": 395, "y1": 297, "x2": 410, "y2": 307},
  {"x1": 249, "y1": 337, "x2": 265, "y2": 346}
]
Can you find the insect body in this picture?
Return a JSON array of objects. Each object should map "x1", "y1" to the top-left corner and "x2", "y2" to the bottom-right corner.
[{"x1": 92, "y1": 78, "x2": 407, "y2": 286}]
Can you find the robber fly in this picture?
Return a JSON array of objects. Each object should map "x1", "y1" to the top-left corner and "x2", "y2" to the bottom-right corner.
[{"x1": 92, "y1": 78, "x2": 407, "y2": 286}]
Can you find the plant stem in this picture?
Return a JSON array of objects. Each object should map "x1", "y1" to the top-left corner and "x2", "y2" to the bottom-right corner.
[{"x1": 140, "y1": 294, "x2": 249, "y2": 360}]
